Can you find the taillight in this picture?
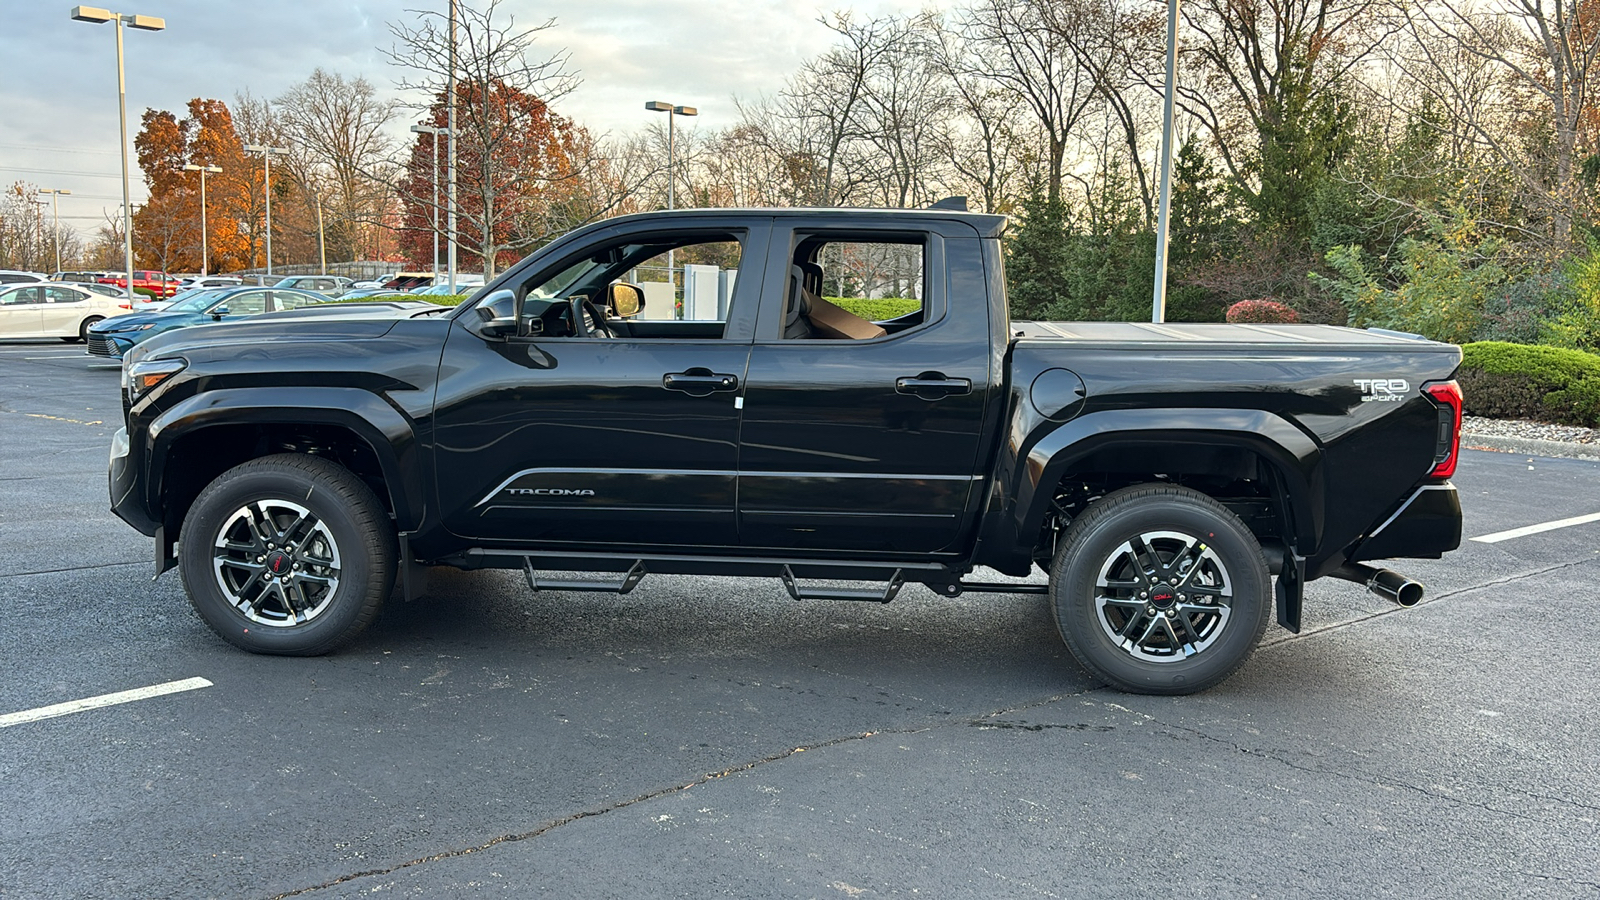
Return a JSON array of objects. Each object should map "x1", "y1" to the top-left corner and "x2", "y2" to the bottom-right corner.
[{"x1": 1423, "y1": 380, "x2": 1462, "y2": 478}]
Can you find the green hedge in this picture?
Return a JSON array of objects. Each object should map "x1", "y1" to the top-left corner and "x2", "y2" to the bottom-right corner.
[
  {"x1": 1459, "y1": 341, "x2": 1600, "y2": 427},
  {"x1": 828, "y1": 297, "x2": 921, "y2": 321}
]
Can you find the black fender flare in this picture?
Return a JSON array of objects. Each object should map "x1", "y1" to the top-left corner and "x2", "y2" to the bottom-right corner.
[
  {"x1": 144, "y1": 386, "x2": 426, "y2": 532},
  {"x1": 986, "y1": 407, "x2": 1324, "y2": 566}
]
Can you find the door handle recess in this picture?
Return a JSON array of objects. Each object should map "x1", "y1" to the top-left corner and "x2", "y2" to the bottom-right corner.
[
  {"x1": 895, "y1": 374, "x2": 972, "y2": 398},
  {"x1": 663, "y1": 369, "x2": 739, "y2": 396}
]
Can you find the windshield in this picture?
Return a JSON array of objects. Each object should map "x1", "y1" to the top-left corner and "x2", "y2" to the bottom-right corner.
[
  {"x1": 165, "y1": 289, "x2": 229, "y2": 312},
  {"x1": 527, "y1": 259, "x2": 596, "y2": 300}
]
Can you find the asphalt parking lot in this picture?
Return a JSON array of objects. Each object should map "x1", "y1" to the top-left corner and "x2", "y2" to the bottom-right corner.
[{"x1": 2, "y1": 339, "x2": 1597, "y2": 899}]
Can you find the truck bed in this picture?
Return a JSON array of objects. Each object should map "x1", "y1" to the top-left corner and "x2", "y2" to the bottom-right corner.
[{"x1": 1013, "y1": 321, "x2": 1461, "y2": 351}]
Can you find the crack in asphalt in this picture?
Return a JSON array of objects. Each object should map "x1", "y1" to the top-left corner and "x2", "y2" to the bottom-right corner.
[
  {"x1": 264, "y1": 687, "x2": 1097, "y2": 899},
  {"x1": 0, "y1": 560, "x2": 146, "y2": 579},
  {"x1": 1513, "y1": 872, "x2": 1600, "y2": 890},
  {"x1": 1093, "y1": 701, "x2": 1600, "y2": 823},
  {"x1": 1260, "y1": 556, "x2": 1600, "y2": 649}
]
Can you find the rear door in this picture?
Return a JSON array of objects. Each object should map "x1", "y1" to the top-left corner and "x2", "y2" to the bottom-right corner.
[
  {"x1": 735, "y1": 223, "x2": 994, "y2": 554},
  {"x1": 39, "y1": 285, "x2": 92, "y2": 336}
]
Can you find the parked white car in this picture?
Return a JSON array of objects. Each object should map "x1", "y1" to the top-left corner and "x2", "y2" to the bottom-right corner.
[
  {"x1": 0, "y1": 282, "x2": 134, "y2": 342},
  {"x1": 0, "y1": 269, "x2": 48, "y2": 285}
]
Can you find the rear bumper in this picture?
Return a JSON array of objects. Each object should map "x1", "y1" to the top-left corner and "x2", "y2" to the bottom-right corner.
[{"x1": 1348, "y1": 483, "x2": 1461, "y2": 562}]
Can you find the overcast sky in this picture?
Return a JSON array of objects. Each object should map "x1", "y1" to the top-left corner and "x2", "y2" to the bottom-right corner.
[{"x1": 0, "y1": 0, "x2": 956, "y2": 246}]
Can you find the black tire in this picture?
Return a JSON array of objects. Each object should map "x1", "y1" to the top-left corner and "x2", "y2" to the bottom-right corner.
[
  {"x1": 71, "y1": 316, "x2": 103, "y2": 343},
  {"x1": 179, "y1": 453, "x2": 396, "y2": 655},
  {"x1": 1049, "y1": 484, "x2": 1270, "y2": 695}
]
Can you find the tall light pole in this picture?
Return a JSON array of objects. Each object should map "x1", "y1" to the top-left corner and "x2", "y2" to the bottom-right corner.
[
  {"x1": 1151, "y1": 0, "x2": 1181, "y2": 324},
  {"x1": 181, "y1": 164, "x2": 221, "y2": 275},
  {"x1": 38, "y1": 188, "x2": 72, "y2": 274},
  {"x1": 70, "y1": 6, "x2": 165, "y2": 296},
  {"x1": 645, "y1": 101, "x2": 697, "y2": 302},
  {"x1": 410, "y1": 123, "x2": 448, "y2": 278},
  {"x1": 313, "y1": 190, "x2": 326, "y2": 275},
  {"x1": 244, "y1": 144, "x2": 288, "y2": 279},
  {"x1": 447, "y1": 0, "x2": 458, "y2": 292}
]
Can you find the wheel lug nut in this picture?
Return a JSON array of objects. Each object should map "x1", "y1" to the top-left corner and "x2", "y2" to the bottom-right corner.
[
  {"x1": 256, "y1": 555, "x2": 265, "y2": 563},
  {"x1": 1139, "y1": 591, "x2": 1148, "y2": 599}
]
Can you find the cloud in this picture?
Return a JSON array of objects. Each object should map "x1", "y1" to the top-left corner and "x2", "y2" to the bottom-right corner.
[{"x1": 0, "y1": 0, "x2": 956, "y2": 245}]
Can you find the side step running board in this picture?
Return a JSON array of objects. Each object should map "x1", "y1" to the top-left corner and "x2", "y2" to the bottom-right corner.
[
  {"x1": 781, "y1": 565, "x2": 904, "y2": 604},
  {"x1": 523, "y1": 558, "x2": 647, "y2": 595}
]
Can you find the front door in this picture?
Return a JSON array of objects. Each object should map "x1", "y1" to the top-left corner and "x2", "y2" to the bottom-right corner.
[
  {"x1": 0, "y1": 286, "x2": 45, "y2": 337},
  {"x1": 433, "y1": 217, "x2": 770, "y2": 549}
]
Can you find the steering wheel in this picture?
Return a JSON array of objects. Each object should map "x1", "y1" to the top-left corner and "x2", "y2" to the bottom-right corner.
[{"x1": 567, "y1": 296, "x2": 614, "y2": 338}]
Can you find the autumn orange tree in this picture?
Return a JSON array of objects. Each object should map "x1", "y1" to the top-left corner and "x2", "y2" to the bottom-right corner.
[
  {"x1": 390, "y1": 0, "x2": 636, "y2": 277},
  {"x1": 132, "y1": 98, "x2": 255, "y2": 272}
]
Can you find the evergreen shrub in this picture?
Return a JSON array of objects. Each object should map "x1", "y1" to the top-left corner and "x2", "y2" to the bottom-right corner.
[{"x1": 1458, "y1": 341, "x2": 1600, "y2": 426}]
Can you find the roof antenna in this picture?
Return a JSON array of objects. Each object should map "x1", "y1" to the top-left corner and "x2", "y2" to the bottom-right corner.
[{"x1": 928, "y1": 196, "x2": 968, "y2": 212}]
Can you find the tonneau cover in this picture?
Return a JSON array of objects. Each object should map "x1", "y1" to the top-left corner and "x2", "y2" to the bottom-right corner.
[{"x1": 1014, "y1": 321, "x2": 1457, "y2": 350}]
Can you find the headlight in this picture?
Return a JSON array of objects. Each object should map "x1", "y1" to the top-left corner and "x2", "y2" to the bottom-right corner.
[
  {"x1": 106, "y1": 322, "x2": 158, "y2": 332},
  {"x1": 125, "y1": 357, "x2": 186, "y2": 404}
]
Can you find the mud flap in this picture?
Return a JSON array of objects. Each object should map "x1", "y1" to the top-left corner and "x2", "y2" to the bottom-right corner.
[
  {"x1": 1275, "y1": 551, "x2": 1305, "y2": 633},
  {"x1": 398, "y1": 533, "x2": 429, "y2": 602},
  {"x1": 153, "y1": 525, "x2": 176, "y2": 580}
]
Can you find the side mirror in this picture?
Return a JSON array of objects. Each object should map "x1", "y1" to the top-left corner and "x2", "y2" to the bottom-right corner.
[
  {"x1": 468, "y1": 292, "x2": 520, "y2": 340},
  {"x1": 608, "y1": 283, "x2": 645, "y2": 318},
  {"x1": 210, "y1": 307, "x2": 228, "y2": 319}
]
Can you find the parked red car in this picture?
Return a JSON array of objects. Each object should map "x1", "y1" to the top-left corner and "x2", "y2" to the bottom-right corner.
[{"x1": 98, "y1": 270, "x2": 181, "y2": 298}]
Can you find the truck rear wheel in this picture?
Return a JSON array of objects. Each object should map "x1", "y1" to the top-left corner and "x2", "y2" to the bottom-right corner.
[
  {"x1": 179, "y1": 453, "x2": 395, "y2": 656},
  {"x1": 1049, "y1": 484, "x2": 1270, "y2": 694}
]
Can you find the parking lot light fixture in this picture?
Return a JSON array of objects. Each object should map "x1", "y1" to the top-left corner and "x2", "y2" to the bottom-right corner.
[
  {"x1": 244, "y1": 145, "x2": 289, "y2": 277},
  {"x1": 71, "y1": 5, "x2": 165, "y2": 304},
  {"x1": 182, "y1": 164, "x2": 222, "y2": 275},
  {"x1": 645, "y1": 101, "x2": 698, "y2": 306},
  {"x1": 38, "y1": 189, "x2": 72, "y2": 274},
  {"x1": 409, "y1": 124, "x2": 449, "y2": 279}
]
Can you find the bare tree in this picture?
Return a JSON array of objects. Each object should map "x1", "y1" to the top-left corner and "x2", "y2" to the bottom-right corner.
[
  {"x1": 956, "y1": 0, "x2": 1099, "y2": 203},
  {"x1": 1395, "y1": 1, "x2": 1600, "y2": 249},
  {"x1": 1174, "y1": 0, "x2": 1393, "y2": 224},
  {"x1": 390, "y1": 0, "x2": 629, "y2": 277},
  {"x1": 277, "y1": 68, "x2": 399, "y2": 262}
]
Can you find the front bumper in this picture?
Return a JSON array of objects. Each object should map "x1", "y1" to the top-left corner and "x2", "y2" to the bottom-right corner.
[
  {"x1": 87, "y1": 333, "x2": 132, "y2": 359},
  {"x1": 108, "y1": 426, "x2": 159, "y2": 535},
  {"x1": 1349, "y1": 483, "x2": 1462, "y2": 561}
]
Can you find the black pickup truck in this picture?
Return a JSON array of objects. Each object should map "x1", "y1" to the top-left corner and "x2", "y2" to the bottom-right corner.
[{"x1": 108, "y1": 207, "x2": 1463, "y2": 694}]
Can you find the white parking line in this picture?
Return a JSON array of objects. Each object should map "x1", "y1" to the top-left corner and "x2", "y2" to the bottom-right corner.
[
  {"x1": 1471, "y1": 512, "x2": 1600, "y2": 544},
  {"x1": 0, "y1": 677, "x2": 213, "y2": 729}
]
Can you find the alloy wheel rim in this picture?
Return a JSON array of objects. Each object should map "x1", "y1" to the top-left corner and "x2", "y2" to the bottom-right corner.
[
  {"x1": 211, "y1": 499, "x2": 342, "y2": 627},
  {"x1": 1093, "y1": 529, "x2": 1232, "y2": 662}
]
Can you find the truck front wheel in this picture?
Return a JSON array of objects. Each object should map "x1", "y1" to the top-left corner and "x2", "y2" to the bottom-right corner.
[
  {"x1": 179, "y1": 453, "x2": 396, "y2": 656},
  {"x1": 1049, "y1": 484, "x2": 1270, "y2": 695}
]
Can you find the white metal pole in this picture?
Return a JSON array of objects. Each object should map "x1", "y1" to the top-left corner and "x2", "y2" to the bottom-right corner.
[
  {"x1": 447, "y1": 0, "x2": 458, "y2": 292},
  {"x1": 198, "y1": 169, "x2": 208, "y2": 275},
  {"x1": 263, "y1": 151, "x2": 274, "y2": 278},
  {"x1": 115, "y1": 16, "x2": 133, "y2": 294},
  {"x1": 666, "y1": 111, "x2": 675, "y2": 300},
  {"x1": 432, "y1": 130, "x2": 440, "y2": 278},
  {"x1": 316, "y1": 192, "x2": 326, "y2": 275},
  {"x1": 1151, "y1": 0, "x2": 1181, "y2": 324}
]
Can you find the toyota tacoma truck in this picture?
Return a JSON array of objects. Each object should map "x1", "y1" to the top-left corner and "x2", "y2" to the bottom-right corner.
[{"x1": 107, "y1": 207, "x2": 1463, "y2": 694}]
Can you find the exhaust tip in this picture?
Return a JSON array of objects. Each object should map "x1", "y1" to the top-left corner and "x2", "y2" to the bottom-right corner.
[
  {"x1": 1333, "y1": 563, "x2": 1425, "y2": 608},
  {"x1": 1393, "y1": 580, "x2": 1423, "y2": 608}
]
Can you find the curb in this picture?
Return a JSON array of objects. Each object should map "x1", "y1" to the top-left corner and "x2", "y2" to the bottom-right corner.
[{"x1": 1462, "y1": 432, "x2": 1600, "y2": 462}]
